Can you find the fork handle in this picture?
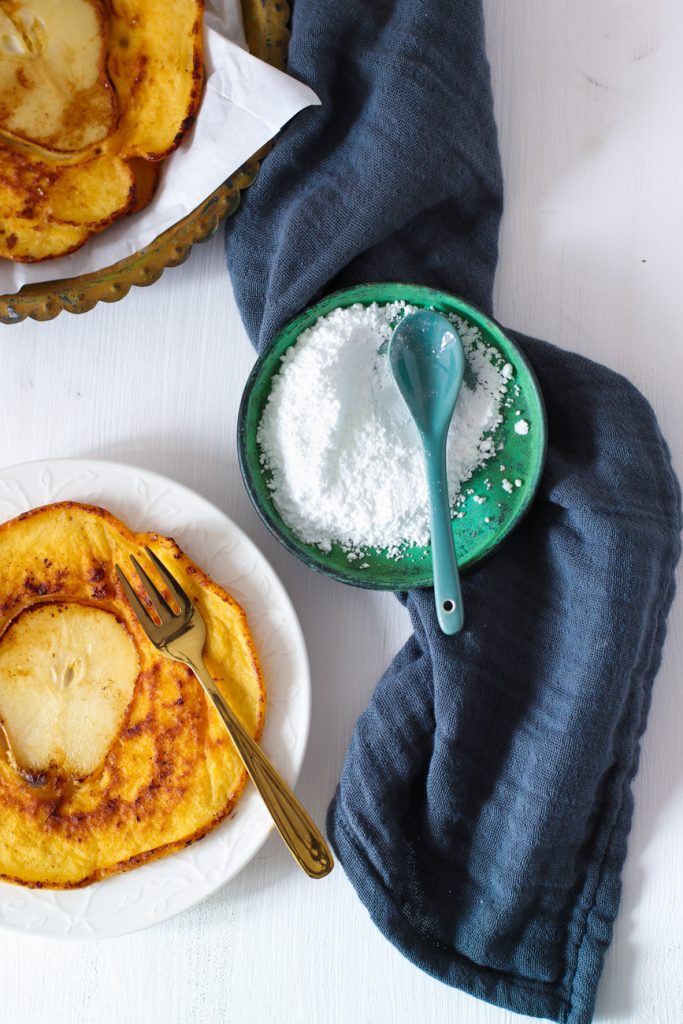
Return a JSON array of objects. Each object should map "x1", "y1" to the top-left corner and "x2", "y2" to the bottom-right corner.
[{"x1": 190, "y1": 659, "x2": 333, "y2": 879}]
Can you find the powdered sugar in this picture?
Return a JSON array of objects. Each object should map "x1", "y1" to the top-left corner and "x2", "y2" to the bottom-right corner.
[{"x1": 257, "y1": 301, "x2": 515, "y2": 558}]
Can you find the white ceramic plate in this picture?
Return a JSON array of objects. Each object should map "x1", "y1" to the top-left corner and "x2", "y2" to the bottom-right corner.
[{"x1": 0, "y1": 459, "x2": 311, "y2": 939}]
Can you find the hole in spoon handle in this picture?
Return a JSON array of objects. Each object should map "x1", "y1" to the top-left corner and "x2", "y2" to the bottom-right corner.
[{"x1": 437, "y1": 594, "x2": 464, "y2": 635}]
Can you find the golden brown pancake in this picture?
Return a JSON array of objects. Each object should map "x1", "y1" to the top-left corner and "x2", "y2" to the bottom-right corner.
[
  {"x1": 0, "y1": 502, "x2": 265, "y2": 888},
  {"x1": 0, "y1": 0, "x2": 204, "y2": 261}
]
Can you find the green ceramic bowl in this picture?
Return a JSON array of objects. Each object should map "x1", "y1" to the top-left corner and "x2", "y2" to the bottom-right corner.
[{"x1": 237, "y1": 283, "x2": 547, "y2": 590}]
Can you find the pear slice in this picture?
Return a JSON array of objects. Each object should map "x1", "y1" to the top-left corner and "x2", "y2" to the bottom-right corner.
[
  {"x1": 0, "y1": 602, "x2": 139, "y2": 779},
  {"x1": 0, "y1": 0, "x2": 116, "y2": 153}
]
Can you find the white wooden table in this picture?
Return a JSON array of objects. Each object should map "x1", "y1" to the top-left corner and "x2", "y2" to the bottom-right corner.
[{"x1": 1, "y1": 2, "x2": 681, "y2": 1021}]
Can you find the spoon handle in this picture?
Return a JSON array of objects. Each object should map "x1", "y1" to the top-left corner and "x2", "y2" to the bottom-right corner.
[{"x1": 424, "y1": 434, "x2": 464, "y2": 635}]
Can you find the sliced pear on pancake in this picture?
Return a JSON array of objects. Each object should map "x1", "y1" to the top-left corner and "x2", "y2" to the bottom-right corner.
[
  {"x1": 0, "y1": 0, "x2": 117, "y2": 153},
  {"x1": 0, "y1": 603, "x2": 139, "y2": 780},
  {"x1": 0, "y1": 502, "x2": 265, "y2": 889},
  {"x1": 0, "y1": 0, "x2": 204, "y2": 261}
]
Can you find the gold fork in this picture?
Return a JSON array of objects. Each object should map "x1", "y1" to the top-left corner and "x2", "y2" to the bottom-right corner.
[{"x1": 115, "y1": 547, "x2": 333, "y2": 879}]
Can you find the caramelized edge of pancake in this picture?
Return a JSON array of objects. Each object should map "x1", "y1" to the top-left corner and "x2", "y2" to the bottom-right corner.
[{"x1": 0, "y1": 500, "x2": 266, "y2": 888}]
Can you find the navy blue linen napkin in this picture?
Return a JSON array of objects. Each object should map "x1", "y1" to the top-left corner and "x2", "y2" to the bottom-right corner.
[{"x1": 225, "y1": 2, "x2": 682, "y2": 1021}]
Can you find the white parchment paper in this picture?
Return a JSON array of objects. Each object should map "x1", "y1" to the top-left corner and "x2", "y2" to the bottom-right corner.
[{"x1": 0, "y1": 0, "x2": 319, "y2": 292}]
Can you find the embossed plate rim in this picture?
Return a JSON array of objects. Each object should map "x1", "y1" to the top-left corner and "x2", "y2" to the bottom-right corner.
[{"x1": 0, "y1": 458, "x2": 311, "y2": 939}]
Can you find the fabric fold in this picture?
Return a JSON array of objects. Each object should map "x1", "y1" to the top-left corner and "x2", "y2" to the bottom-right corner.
[
  {"x1": 326, "y1": 335, "x2": 681, "y2": 1024},
  {"x1": 225, "y1": 1, "x2": 681, "y2": 1020}
]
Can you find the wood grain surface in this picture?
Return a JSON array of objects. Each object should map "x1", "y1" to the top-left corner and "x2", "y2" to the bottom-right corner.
[{"x1": 0, "y1": 2, "x2": 681, "y2": 1021}]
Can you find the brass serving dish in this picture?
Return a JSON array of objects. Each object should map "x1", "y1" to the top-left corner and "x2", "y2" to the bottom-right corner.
[{"x1": 0, "y1": 1, "x2": 289, "y2": 326}]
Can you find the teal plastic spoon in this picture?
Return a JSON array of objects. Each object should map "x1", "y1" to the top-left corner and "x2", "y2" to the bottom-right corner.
[{"x1": 388, "y1": 310, "x2": 466, "y2": 635}]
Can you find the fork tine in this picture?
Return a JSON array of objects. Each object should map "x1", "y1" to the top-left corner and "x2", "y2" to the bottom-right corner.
[
  {"x1": 143, "y1": 546, "x2": 192, "y2": 615},
  {"x1": 129, "y1": 554, "x2": 174, "y2": 622},
  {"x1": 115, "y1": 564, "x2": 160, "y2": 639}
]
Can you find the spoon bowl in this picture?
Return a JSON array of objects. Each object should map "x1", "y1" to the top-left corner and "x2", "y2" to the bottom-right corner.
[{"x1": 389, "y1": 310, "x2": 466, "y2": 437}]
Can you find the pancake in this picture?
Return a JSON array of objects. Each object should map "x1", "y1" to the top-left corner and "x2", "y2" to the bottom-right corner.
[
  {"x1": 0, "y1": 146, "x2": 136, "y2": 261},
  {"x1": 0, "y1": 0, "x2": 204, "y2": 261},
  {"x1": 0, "y1": 502, "x2": 265, "y2": 888}
]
